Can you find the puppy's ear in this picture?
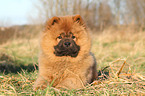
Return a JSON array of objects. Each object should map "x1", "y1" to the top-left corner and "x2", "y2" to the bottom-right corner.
[
  {"x1": 73, "y1": 15, "x2": 84, "y2": 25},
  {"x1": 46, "y1": 16, "x2": 60, "y2": 29}
]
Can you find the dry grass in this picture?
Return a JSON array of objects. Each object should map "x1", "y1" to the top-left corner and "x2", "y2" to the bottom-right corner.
[{"x1": 0, "y1": 26, "x2": 145, "y2": 95}]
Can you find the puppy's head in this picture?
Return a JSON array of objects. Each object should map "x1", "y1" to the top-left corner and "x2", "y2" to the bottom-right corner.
[{"x1": 41, "y1": 15, "x2": 91, "y2": 58}]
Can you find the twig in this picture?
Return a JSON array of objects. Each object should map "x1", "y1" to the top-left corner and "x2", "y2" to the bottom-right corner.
[{"x1": 117, "y1": 60, "x2": 126, "y2": 77}]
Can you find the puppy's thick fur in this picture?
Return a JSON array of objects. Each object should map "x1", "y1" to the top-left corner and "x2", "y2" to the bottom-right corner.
[{"x1": 33, "y1": 15, "x2": 97, "y2": 90}]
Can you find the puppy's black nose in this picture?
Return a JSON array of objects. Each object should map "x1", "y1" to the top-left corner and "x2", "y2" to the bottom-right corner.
[{"x1": 64, "y1": 42, "x2": 71, "y2": 47}]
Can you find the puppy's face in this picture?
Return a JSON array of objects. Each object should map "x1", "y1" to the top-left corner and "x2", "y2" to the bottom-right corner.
[
  {"x1": 54, "y1": 32, "x2": 80, "y2": 57},
  {"x1": 41, "y1": 15, "x2": 91, "y2": 58}
]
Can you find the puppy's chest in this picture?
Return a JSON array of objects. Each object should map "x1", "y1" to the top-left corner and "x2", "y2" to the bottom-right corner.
[
  {"x1": 51, "y1": 61, "x2": 91, "y2": 86},
  {"x1": 52, "y1": 61, "x2": 89, "y2": 77},
  {"x1": 53, "y1": 61, "x2": 76, "y2": 71}
]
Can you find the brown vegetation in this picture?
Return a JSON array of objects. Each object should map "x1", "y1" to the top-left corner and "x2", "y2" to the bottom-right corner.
[{"x1": 0, "y1": 25, "x2": 42, "y2": 44}]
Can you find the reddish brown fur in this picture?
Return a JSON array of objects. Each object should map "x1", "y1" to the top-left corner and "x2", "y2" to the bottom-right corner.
[{"x1": 33, "y1": 15, "x2": 97, "y2": 90}]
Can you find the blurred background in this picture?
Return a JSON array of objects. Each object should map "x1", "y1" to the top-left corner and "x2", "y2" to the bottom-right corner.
[
  {"x1": 0, "y1": 0, "x2": 145, "y2": 74},
  {"x1": 0, "y1": 0, "x2": 145, "y2": 44}
]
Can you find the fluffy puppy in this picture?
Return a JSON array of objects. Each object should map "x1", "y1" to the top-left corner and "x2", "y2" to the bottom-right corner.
[{"x1": 33, "y1": 15, "x2": 97, "y2": 90}]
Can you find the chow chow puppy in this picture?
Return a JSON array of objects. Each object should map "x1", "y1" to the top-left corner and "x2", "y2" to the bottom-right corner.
[{"x1": 33, "y1": 15, "x2": 97, "y2": 90}]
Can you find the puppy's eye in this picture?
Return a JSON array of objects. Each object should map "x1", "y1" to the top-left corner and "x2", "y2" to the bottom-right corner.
[
  {"x1": 72, "y1": 36, "x2": 76, "y2": 39},
  {"x1": 57, "y1": 36, "x2": 62, "y2": 39},
  {"x1": 57, "y1": 35, "x2": 62, "y2": 42}
]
